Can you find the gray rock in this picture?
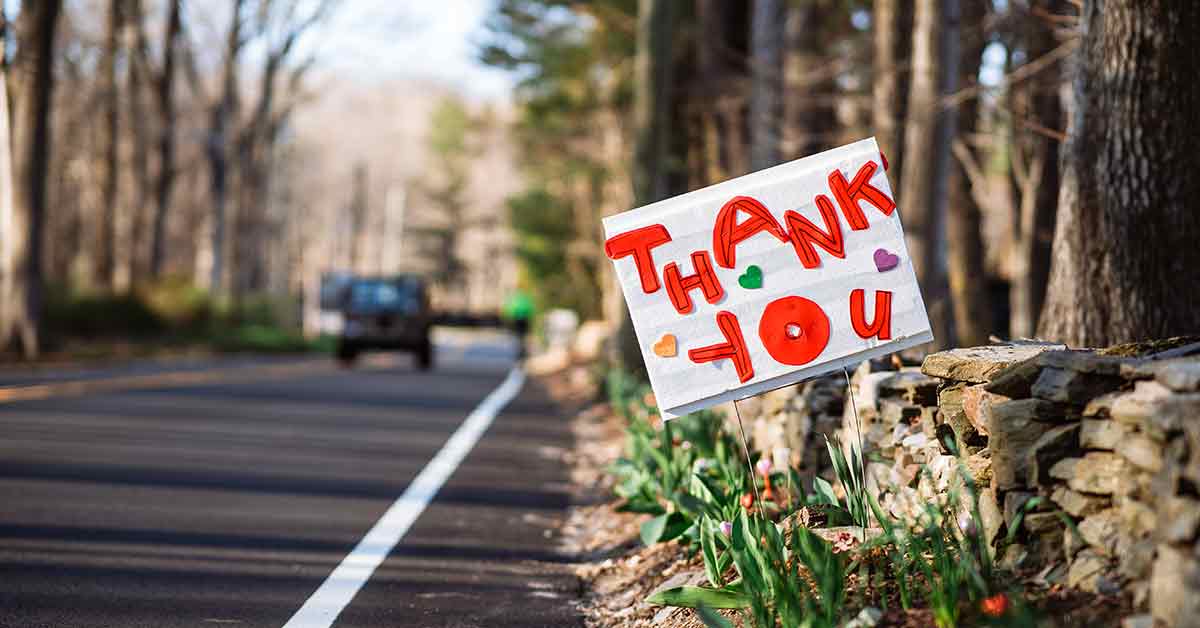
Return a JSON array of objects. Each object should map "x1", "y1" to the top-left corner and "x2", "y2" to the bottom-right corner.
[
  {"x1": 1064, "y1": 524, "x2": 1087, "y2": 558},
  {"x1": 1110, "y1": 381, "x2": 1175, "y2": 433},
  {"x1": 1081, "y1": 390, "x2": 1124, "y2": 418},
  {"x1": 844, "y1": 606, "x2": 883, "y2": 628},
  {"x1": 1031, "y1": 367, "x2": 1125, "y2": 404},
  {"x1": 1004, "y1": 490, "x2": 1039, "y2": 526},
  {"x1": 1027, "y1": 423, "x2": 1082, "y2": 486},
  {"x1": 1151, "y1": 544, "x2": 1200, "y2": 626},
  {"x1": 985, "y1": 355, "x2": 1044, "y2": 398},
  {"x1": 880, "y1": 369, "x2": 940, "y2": 406},
  {"x1": 1023, "y1": 511, "x2": 1063, "y2": 535},
  {"x1": 1116, "y1": 434, "x2": 1164, "y2": 472},
  {"x1": 1051, "y1": 486, "x2": 1110, "y2": 518},
  {"x1": 1079, "y1": 418, "x2": 1129, "y2": 450},
  {"x1": 1118, "y1": 538, "x2": 1156, "y2": 581},
  {"x1": 1067, "y1": 549, "x2": 1110, "y2": 592},
  {"x1": 1039, "y1": 350, "x2": 1132, "y2": 376},
  {"x1": 1078, "y1": 509, "x2": 1122, "y2": 555},
  {"x1": 1049, "y1": 452, "x2": 1132, "y2": 495},
  {"x1": 989, "y1": 400, "x2": 1059, "y2": 489},
  {"x1": 879, "y1": 399, "x2": 923, "y2": 428},
  {"x1": 1159, "y1": 496, "x2": 1200, "y2": 544},
  {"x1": 921, "y1": 343, "x2": 1065, "y2": 384},
  {"x1": 1124, "y1": 357, "x2": 1200, "y2": 392}
]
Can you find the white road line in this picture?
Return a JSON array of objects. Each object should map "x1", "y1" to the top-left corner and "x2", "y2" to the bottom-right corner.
[{"x1": 282, "y1": 366, "x2": 527, "y2": 628}]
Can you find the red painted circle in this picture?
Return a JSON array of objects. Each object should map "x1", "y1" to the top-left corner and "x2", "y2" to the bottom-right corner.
[{"x1": 758, "y1": 296, "x2": 830, "y2": 366}]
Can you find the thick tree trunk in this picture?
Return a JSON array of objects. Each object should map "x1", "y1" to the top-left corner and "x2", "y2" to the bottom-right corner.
[
  {"x1": 872, "y1": 0, "x2": 912, "y2": 193},
  {"x1": 749, "y1": 0, "x2": 783, "y2": 170},
  {"x1": 899, "y1": 0, "x2": 952, "y2": 347},
  {"x1": 150, "y1": 0, "x2": 181, "y2": 278},
  {"x1": 1039, "y1": 0, "x2": 1200, "y2": 346},
  {"x1": 1008, "y1": 0, "x2": 1063, "y2": 338},
  {"x1": 97, "y1": 0, "x2": 122, "y2": 289},
  {"x1": 945, "y1": 0, "x2": 992, "y2": 346},
  {"x1": 8, "y1": 0, "x2": 62, "y2": 357}
]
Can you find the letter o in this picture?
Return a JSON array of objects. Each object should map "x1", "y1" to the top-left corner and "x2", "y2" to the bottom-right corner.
[{"x1": 758, "y1": 296, "x2": 830, "y2": 366}]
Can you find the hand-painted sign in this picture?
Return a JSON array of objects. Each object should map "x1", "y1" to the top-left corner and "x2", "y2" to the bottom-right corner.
[{"x1": 603, "y1": 138, "x2": 932, "y2": 420}]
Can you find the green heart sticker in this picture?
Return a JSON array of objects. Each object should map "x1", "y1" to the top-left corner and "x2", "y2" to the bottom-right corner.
[{"x1": 738, "y1": 265, "x2": 763, "y2": 289}]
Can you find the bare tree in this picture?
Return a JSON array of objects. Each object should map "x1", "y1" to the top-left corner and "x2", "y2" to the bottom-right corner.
[
  {"x1": 872, "y1": 0, "x2": 912, "y2": 192},
  {"x1": 899, "y1": 0, "x2": 952, "y2": 346},
  {"x1": 97, "y1": 0, "x2": 123, "y2": 289},
  {"x1": 206, "y1": 0, "x2": 247, "y2": 294},
  {"x1": 1008, "y1": 0, "x2": 1066, "y2": 338},
  {"x1": 945, "y1": 0, "x2": 992, "y2": 346},
  {"x1": 6, "y1": 0, "x2": 63, "y2": 356},
  {"x1": 1039, "y1": 0, "x2": 1200, "y2": 346},
  {"x1": 150, "y1": 0, "x2": 183, "y2": 278},
  {"x1": 749, "y1": 0, "x2": 783, "y2": 170}
]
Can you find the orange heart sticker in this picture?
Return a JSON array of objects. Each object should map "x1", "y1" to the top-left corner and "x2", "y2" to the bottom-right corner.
[{"x1": 652, "y1": 334, "x2": 677, "y2": 358}]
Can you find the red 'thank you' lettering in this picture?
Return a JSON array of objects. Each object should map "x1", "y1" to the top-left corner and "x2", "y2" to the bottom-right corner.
[
  {"x1": 664, "y1": 251, "x2": 724, "y2": 314},
  {"x1": 604, "y1": 224, "x2": 672, "y2": 294},
  {"x1": 688, "y1": 311, "x2": 754, "y2": 383},
  {"x1": 758, "y1": 296, "x2": 830, "y2": 366},
  {"x1": 850, "y1": 289, "x2": 893, "y2": 339},
  {"x1": 712, "y1": 196, "x2": 789, "y2": 269},
  {"x1": 784, "y1": 194, "x2": 845, "y2": 269},
  {"x1": 828, "y1": 161, "x2": 896, "y2": 230}
]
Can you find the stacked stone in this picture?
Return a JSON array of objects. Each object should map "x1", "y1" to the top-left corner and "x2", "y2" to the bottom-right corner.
[
  {"x1": 922, "y1": 343, "x2": 1200, "y2": 627},
  {"x1": 738, "y1": 374, "x2": 845, "y2": 475}
]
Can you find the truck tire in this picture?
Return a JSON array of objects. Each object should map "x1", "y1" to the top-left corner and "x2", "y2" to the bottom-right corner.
[
  {"x1": 336, "y1": 341, "x2": 359, "y2": 367},
  {"x1": 415, "y1": 336, "x2": 434, "y2": 371}
]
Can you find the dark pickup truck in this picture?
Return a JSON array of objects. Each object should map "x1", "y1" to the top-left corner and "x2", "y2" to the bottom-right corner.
[{"x1": 336, "y1": 275, "x2": 434, "y2": 369}]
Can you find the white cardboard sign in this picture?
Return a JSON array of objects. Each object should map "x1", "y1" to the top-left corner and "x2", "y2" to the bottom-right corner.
[{"x1": 603, "y1": 138, "x2": 932, "y2": 420}]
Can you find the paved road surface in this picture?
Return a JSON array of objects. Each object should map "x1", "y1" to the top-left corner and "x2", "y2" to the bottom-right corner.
[{"x1": 0, "y1": 333, "x2": 581, "y2": 627}]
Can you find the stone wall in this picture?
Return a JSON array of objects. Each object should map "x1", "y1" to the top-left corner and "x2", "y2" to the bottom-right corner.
[
  {"x1": 920, "y1": 343, "x2": 1199, "y2": 626},
  {"x1": 738, "y1": 341, "x2": 1200, "y2": 626}
]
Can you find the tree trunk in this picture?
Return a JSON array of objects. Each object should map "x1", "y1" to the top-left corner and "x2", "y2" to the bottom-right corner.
[
  {"x1": 97, "y1": 0, "x2": 122, "y2": 290},
  {"x1": 150, "y1": 0, "x2": 181, "y2": 278},
  {"x1": 7, "y1": 0, "x2": 62, "y2": 357},
  {"x1": 945, "y1": 0, "x2": 992, "y2": 346},
  {"x1": 206, "y1": 0, "x2": 245, "y2": 294},
  {"x1": 125, "y1": 0, "x2": 152, "y2": 288},
  {"x1": 0, "y1": 7, "x2": 16, "y2": 353},
  {"x1": 749, "y1": 0, "x2": 783, "y2": 170},
  {"x1": 1038, "y1": 0, "x2": 1200, "y2": 346},
  {"x1": 784, "y1": 3, "x2": 838, "y2": 159},
  {"x1": 1008, "y1": 0, "x2": 1063, "y2": 338},
  {"x1": 872, "y1": 0, "x2": 913, "y2": 192},
  {"x1": 620, "y1": 0, "x2": 677, "y2": 377},
  {"x1": 899, "y1": 0, "x2": 952, "y2": 347}
]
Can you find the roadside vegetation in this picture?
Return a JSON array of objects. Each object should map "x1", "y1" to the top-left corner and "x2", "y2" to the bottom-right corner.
[
  {"x1": 606, "y1": 370, "x2": 1045, "y2": 627},
  {"x1": 38, "y1": 278, "x2": 329, "y2": 360}
]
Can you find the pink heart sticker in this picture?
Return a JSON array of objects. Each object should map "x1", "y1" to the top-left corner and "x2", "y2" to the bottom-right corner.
[{"x1": 874, "y1": 248, "x2": 900, "y2": 272}]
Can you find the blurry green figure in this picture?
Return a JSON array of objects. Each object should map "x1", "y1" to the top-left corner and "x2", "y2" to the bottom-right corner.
[{"x1": 503, "y1": 290, "x2": 535, "y2": 359}]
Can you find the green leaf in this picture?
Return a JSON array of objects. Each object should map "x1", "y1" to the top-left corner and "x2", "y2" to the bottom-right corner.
[
  {"x1": 646, "y1": 585, "x2": 750, "y2": 609},
  {"x1": 641, "y1": 511, "x2": 691, "y2": 546},
  {"x1": 700, "y1": 517, "x2": 724, "y2": 587},
  {"x1": 696, "y1": 605, "x2": 736, "y2": 628},
  {"x1": 813, "y1": 476, "x2": 839, "y2": 507}
]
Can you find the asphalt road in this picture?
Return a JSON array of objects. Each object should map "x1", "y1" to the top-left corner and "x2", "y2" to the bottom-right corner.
[{"x1": 0, "y1": 333, "x2": 582, "y2": 628}]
